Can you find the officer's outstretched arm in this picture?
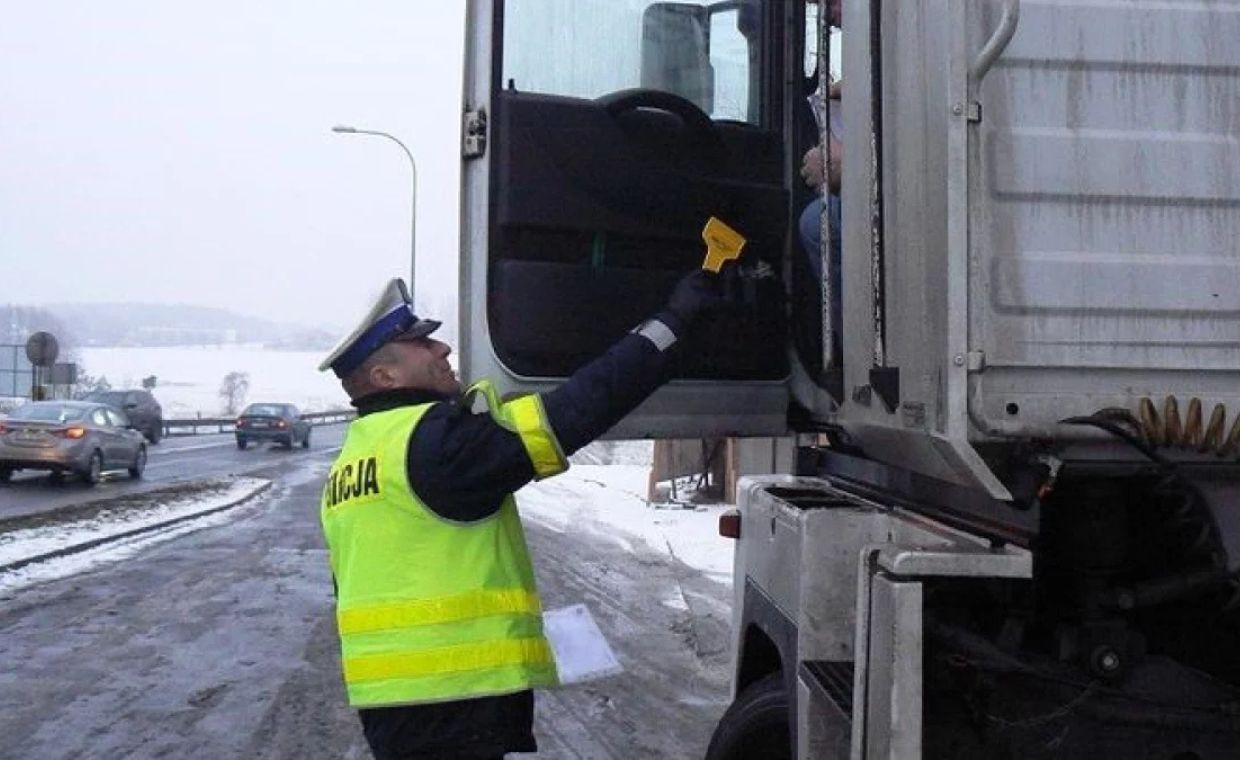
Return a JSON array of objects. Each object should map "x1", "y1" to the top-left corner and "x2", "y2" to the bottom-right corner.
[
  {"x1": 540, "y1": 265, "x2": 728, "y2": 457},
  {"x1": 408, "y1": 221, "x2": 739, "y2": 522}
]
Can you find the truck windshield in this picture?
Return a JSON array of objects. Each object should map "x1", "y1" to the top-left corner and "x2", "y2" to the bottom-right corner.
[{"x1": 502, "y1": 0, "x2": 767, "y2": 124}]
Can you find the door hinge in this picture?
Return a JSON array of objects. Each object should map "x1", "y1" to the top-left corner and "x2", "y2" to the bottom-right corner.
[{"x1": 462, "y1": 107, "x2": 488, "y2": 159}]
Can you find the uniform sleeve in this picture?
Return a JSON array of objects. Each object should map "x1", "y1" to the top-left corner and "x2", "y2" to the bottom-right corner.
[
  {"x1": 407, "y1": 313, "x2": 682, "y2": 522},
  {"x1": 540, "y1": 313, "x2": 682, "y2": 455}
]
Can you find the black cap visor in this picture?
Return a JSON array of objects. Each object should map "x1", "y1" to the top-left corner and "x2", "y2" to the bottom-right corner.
[{"x1": 393, "y1": 318, "x2": 442, "y2": 342}]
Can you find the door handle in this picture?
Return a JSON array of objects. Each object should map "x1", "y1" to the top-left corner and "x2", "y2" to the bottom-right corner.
[{"x1": 969, "y1": 0, "x2": 1021, "y2": 92}]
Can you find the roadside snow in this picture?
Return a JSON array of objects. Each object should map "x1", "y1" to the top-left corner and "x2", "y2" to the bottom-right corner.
[
  {"x1": 518, "y1": 442, "x2": 735, "y2": 585},
  {"x1": 0, "y1": 477, "x2": 271, "y2": 593}
]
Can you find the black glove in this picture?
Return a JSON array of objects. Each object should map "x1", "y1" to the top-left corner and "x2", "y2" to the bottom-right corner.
[{"x1": 665, "y1": 268, "x2": 725, "y2": 326}]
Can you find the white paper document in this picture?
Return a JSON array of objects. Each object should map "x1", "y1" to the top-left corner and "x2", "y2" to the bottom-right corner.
[{"x1": 543, "y1": 604, "x2": 624, "y2": 685}]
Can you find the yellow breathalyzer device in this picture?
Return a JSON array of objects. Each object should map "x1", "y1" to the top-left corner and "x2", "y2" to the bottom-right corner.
[{"x1": 701, "y1": 217, "x2": 746, "y2": 273}]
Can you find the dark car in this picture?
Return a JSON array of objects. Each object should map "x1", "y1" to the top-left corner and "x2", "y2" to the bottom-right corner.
[
  {"x1": 235, "y1": 403, "x2": 311, "y2": 450},
  {"x1": 83, "y1": 389, "x2": 164, "y2": 444},
  {"x1": 0, "y1": 401, "x2": 147, "y2": 485}
]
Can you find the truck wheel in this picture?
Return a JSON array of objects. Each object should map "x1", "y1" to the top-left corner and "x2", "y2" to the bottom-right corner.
[
  {"x1": 0, "y1": 467, "x2": 12, "y2": 483},
  {"x1": 705, "y1": 673, "x2": 791, "y2": 760},
  {"x1": 301, "y1": 430, "x2": 311, "y2": 449},
  {"x1": 147, "y1": 425, "x2": 162, "y2": 445}
]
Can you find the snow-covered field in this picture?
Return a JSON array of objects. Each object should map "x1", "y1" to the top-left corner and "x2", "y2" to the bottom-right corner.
[{"x1": 78, "y1": 345, "x2": 349, "y2": 417}]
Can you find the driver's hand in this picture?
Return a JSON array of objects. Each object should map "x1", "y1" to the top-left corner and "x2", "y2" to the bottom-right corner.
[
  {"x1": 801, "y1": 140, "x2": 843, "y2": 193},
  {"x1": 827, "y1": 137, "x2": 842, "y2": 194},
  {"x1": 801, "y1": 145, "x2": 825, "y2": 189}
]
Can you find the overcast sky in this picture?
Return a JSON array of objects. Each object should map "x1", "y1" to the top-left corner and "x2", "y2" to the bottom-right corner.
[{"x1": 1, "y1": 2, "x2": 466, "y2": 333}]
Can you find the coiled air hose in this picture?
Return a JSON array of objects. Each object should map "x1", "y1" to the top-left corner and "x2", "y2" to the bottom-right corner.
[
  {"x1": 1134, "y1": 396, "x2": 1240, "y2": 456},
  {"x1": 1061, "y1": 402, "x2": 1240, "y2": 610}
]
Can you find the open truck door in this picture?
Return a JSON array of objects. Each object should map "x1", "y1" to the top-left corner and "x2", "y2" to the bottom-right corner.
[{"x1": 453, "y1": 0, "x2": 825, "y2": 439}]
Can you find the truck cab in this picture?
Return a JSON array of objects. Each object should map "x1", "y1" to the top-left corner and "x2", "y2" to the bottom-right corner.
[
  {"x1": 451, "y1": 1, "x2": 1240, "y2": 758},
  {"x1": 453, "y1": 0, "x2": 817, "y2": 439}
]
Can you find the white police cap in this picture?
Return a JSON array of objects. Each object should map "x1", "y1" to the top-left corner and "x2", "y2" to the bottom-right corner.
[{"x1": 318, "y1": 278, "x2": 442, "y2": 377}]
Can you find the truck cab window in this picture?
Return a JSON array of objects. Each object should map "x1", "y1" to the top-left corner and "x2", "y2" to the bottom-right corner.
[
  {"x1": 802, "y1": 4, "x2": 842, "y2": 82},
  {"x1": 707, "y1": 6, "x2": 755, "y2": 122},
  {"x1": 502, "y1": 0, "x2": 765, "y2": 125}
]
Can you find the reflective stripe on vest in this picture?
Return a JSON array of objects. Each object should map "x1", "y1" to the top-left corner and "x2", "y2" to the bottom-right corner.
[
  {"x1": 321, "y1": 403, "x2": 559, "y2": 708},
  {"x1": 338, "y1": 588, "x2": 542, "y2": 635},
  {"x1": 345, "y1": 637, "x2": 555, "y2": 684},
  {"x1": 465, "y1": 380, "x2": 568, "y2": 481}
]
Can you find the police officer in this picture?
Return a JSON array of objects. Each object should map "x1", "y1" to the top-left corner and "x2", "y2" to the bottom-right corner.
[{"x1": 318, "y1": 267, "x2": 728, "y2": 759}]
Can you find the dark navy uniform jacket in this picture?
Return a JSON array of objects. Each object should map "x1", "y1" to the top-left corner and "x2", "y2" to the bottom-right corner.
[{"x1": 351, "y1": 319, "x2": 682, "y2": 760}]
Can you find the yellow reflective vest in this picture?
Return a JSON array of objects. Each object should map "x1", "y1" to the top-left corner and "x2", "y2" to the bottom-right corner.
[{"x1": 321, "y1": 382, "x2": 568, "y2": 708}]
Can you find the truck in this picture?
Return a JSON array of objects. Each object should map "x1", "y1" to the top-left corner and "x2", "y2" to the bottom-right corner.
[{"x1": 443, "y1": 1, "x2": 1240, "y2": 757}]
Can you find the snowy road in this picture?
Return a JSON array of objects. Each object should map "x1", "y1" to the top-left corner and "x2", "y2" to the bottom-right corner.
[{"x1": 0, "y1": 443, "x2": 734, "y2": 759}]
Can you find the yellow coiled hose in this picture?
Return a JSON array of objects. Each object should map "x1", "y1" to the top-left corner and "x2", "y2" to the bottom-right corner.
[{"x1": 1134, "y1": 396, "x2": 1240, "y2": 456}]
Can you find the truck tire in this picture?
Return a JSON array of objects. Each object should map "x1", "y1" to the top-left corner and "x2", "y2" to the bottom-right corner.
[{"x1": 705, "y1": 672, "x2": 791, "y2": 760}]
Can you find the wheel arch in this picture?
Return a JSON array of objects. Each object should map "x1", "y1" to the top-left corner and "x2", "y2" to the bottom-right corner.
[
  {"x1": 735, "y1": 578, "x2": 798, "y2": 695},
  {"x1": 737, "y1": 623, "x2": 785, "y2": 694}
]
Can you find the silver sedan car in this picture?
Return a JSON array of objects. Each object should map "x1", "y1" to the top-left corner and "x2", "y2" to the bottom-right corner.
[{"x1": 0, "y1": 401, "x2": 147, "y2": 486}]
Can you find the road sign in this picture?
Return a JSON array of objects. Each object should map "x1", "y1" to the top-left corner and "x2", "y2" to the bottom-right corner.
[
  {"x1": 0, "y1": 344, "x2": 34, "y2": 398},
  {"x1": 50, "y1": 362, "x2": 78, "y2": 385},
  {"x1": 25, "y1": 332, "x2": 59, "y2": 367}
]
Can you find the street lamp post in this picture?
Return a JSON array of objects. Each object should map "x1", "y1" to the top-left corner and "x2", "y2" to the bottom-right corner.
[{"x1": 331, "y1": 124, "x2": 418, "y2": 289}]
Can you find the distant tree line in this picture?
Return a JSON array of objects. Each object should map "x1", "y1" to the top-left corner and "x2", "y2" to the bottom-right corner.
[
  {"x1": 12, "y1": 302, "x2": 335, "y2": 349},
  {"x1": 1, "y1": 305, "x2": 77, "y2": 350}
]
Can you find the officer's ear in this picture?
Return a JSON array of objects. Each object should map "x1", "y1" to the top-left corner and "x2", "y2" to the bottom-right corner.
[
  {"x1": 361, "y1": 343, "x2": 407, "y2": 391},
  {"x1": 369, "y1": 361, "x2": 401, "y2": 390}
]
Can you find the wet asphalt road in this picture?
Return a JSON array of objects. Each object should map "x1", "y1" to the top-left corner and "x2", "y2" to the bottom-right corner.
[
  {"x1": 0, "y1": 447, "x2": 732, "y2": 759},
  {"x1": 0, "y1": 424, "x2": 348, "y2": 521}
]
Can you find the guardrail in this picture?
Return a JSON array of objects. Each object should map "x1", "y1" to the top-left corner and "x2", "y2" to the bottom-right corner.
[{"x1": 162, "y1": 410, "x2": 355, "y2": 437}]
